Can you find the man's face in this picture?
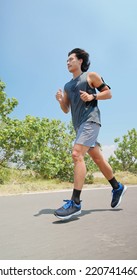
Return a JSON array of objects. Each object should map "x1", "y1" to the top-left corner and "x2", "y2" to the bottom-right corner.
[{"x1": 67, "y1": 53, "x2": 82, "y2": 73}]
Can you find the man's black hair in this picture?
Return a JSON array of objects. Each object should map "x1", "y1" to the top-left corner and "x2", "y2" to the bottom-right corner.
[{"x1": 68, "y1": 48, "x2": 90, "y2": 72}]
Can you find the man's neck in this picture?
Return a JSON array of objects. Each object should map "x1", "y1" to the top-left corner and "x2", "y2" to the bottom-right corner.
[{"x1": 72, "y1": 70, "x2": 83, "y2": 79}]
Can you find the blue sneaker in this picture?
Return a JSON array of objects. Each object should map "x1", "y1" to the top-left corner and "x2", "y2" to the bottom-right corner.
[
  {"x1": 54, "y1": 200, "x2": 81, "y2": 220},
  {"x1": 111, "y1": 183, "x2": 127, "y2": 208}
]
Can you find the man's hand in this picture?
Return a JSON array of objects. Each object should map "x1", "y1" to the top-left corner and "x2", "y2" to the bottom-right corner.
[
  {"x1": 79, "y1": 90, "x2": 94, "y2": 102},
  {"x1": 56, "y1": 89, "x2": 63, "y2": 102},
  {"x1": 55, "y1": 89, "x2": 70, "y2": 114}
]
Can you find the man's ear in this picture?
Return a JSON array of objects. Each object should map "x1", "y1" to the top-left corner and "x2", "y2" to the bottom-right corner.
[{"x1": 79, "y1": 58, "x2": 83, "y2": 66}]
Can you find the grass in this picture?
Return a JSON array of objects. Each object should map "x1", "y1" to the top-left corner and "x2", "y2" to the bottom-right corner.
[
  {"x1": 0, "y1": 169, "x2": 73, "y2": 195},
  {"x1": 0, "y1": 168, "x2": 136, "y2": 196},
  {"x1": 93, "y1": 171, "x2": 137, "y2": 185}
]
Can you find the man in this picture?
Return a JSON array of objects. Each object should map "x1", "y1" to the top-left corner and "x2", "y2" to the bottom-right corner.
[{"x1": 55, "y1": 48, "x2": 127, "y2": 220}]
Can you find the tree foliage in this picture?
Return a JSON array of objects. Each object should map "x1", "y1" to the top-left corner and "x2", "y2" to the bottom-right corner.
[
  {"x1": 18, "y1": 117, "x2": 76, "y2": 181},
  {"x1": 108, "y1": 128, "x2": 137, "y2": 173},
  {"x1": 0, "y1": 80, "x2": 19, "y2": 167},
  {"x1": 0, "y1": 115, "x2": 74, "y2": 180},
  {"x1": 0, "y1": 80, "x2": 18, "y2": 121}
]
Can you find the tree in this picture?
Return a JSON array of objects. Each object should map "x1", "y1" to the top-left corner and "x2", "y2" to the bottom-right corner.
[
  {"x1": 18, "y1": 116, "x2": 76, "y2": 181},
  {"x1": 0, "y1": 80, "x2": 18, "y2": 167},
  {"x1": 108, "y1": 128, "x2": 137, "y2": 173},
  {"x1": 0, "y1": 80, "x2": 18, "y2": 121}
]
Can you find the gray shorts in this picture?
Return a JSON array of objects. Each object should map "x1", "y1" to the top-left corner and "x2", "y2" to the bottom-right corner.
[{"x1": 75, "y1": 121, "x2": 100, "y2": 148}]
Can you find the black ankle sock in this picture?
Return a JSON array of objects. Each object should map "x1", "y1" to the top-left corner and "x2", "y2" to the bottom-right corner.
[
  {"x1": 71, "y1": 189, "x2": 81, "y2": 204},
  {"x1": 109, "y1": 177, "x2": 119, "y2": 189}
]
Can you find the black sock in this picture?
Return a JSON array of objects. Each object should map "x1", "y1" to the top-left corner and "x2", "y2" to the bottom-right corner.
[
  {"x1": 71, "y1": 189, "x2": 81, "y2": 204},
  {"x1": 109, "y1": 177, "x2": 119, "y2": 189}
]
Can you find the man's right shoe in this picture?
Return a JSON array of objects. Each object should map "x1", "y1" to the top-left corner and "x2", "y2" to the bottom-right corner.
[
  {"x1": 54, "y1": 199, "x2": 81, "y2": 220},
  {"x1": 111, "y1": 183, "x2": 127, "y2": 209}
]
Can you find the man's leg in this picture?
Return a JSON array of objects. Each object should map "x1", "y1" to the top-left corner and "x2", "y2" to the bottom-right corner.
[
  {"x1": 54, "y1": 144, "x2": 89, "y2": 219},
  {"x1": 71, "y1": 144, "x2": 89, "y2": 204},
  {"x1": 88, "y1": 145, "x2": 114, "y2": 181},
  {"x1": 72, "y1": 144, "x2": 89, "y2": 190},
  {"x1": 88, "y1": 145, "x2": 127, "y2": 208}
]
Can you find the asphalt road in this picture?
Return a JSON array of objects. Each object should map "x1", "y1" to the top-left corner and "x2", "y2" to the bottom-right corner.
[{"x1": 0, "y1": 185, "x2": 137, "y2": 260}]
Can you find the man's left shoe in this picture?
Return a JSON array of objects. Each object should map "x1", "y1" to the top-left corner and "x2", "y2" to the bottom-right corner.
[
  {"x1": 111, "y1": 183, "x2": 127, "y2": 209},
  {"x1": 54, "y1": 199, "x2": 81, "y2": 220}
]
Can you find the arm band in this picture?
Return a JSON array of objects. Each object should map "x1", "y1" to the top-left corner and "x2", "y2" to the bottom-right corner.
[{"x1": 96, "y1": 77, "x2": 111, "y2": 91}]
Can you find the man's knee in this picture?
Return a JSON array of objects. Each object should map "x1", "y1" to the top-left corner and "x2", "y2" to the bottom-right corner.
[{"x1": 72, "y1": 149, "x2": 83, "y2": 163}]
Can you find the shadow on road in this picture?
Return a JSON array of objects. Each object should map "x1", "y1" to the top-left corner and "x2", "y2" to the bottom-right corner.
[
  {"x1": 34, "y1": 209, "x2": 55, "y2": 216},
  {"x1": 81, "y1": 208, "x2": 122, "y2": 216},
  {"x1": 33, "y1": 208, "x2": 122, "y2": 224}
]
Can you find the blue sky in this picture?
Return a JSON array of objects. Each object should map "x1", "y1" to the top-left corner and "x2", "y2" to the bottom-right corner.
[{"x1": 1, "y1": 0, "x2": 137, "y2": 152}]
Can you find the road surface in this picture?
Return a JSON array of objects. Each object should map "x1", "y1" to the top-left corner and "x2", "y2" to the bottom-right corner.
[{"x1": 0, "y1": 185, "x2": 137, "y2": 260}]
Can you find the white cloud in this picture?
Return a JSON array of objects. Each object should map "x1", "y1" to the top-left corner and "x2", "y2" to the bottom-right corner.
[{"x1": 102, "y1": 145, "x2": 116, "y2": 160}]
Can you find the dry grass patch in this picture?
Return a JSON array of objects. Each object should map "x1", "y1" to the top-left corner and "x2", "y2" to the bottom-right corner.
[{"x1": 0, "y1": 169, "x2": 136, "y2": 196}]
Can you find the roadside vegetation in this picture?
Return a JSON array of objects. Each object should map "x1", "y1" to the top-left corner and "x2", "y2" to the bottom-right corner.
[{"x1": 0, "y1": 168, "x2": 136, "y2": 196}]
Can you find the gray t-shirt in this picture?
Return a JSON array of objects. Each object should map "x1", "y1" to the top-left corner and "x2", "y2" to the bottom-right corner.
[{"x1": 64, "y1": 72, "x2": 101, "y2": 130}]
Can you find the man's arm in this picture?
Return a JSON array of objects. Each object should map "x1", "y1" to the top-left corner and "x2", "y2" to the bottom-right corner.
[
  {"x1": 88, "y1": 72, "x2": 112, "y2": 100},
  {"x1": 56, "y1": 89, "x2": 70, "y2": 113},
  {"x1": 80, "y1": 72, "x2": 112, "y2": 102}
]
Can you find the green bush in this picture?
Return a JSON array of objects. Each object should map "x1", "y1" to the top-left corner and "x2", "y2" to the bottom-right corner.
[
  {"x1": 108, "y1": 129, "x2": 137, "y2": 174},
  {"x1": 85, "y1": 173, "x2": 94, "y2": 184}
]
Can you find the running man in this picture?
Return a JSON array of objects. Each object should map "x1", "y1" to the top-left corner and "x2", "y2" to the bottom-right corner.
[{"x1": 55, "y1": 48, "x2": 127, "y2": 219}]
